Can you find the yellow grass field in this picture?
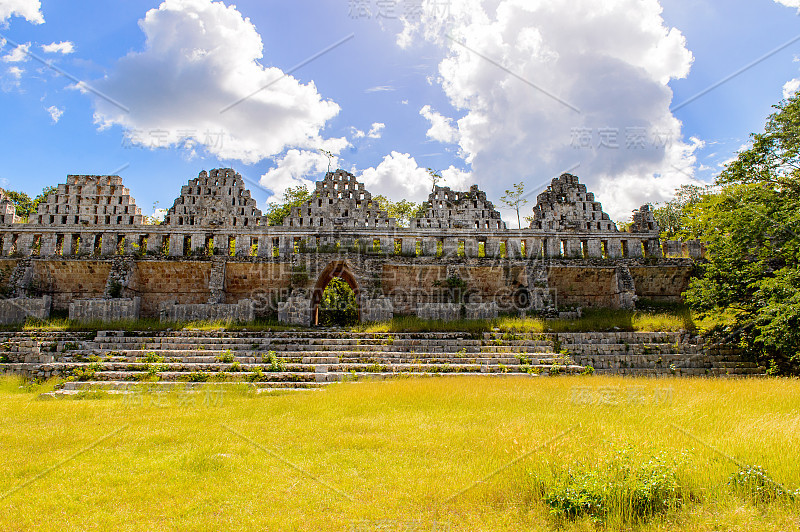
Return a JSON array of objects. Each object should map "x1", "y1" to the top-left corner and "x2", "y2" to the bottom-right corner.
[{"x1": 0, "y1": 376, "x2": 798, "y2": 531}]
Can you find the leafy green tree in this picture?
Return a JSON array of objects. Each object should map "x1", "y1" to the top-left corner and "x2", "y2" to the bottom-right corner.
[
  {"x1": 2, "y1": 186, "x2": 57, "y2": 222},
  {"x1": 263, "y1": 185, "x2": 312, "y2": 226},
  {"x1": 318, "y1": 277, "x2": 359, "y2": 326},
  {"x1": 373, "y1": 195, "x2": 423, "y2": 228},
  {"x1": 684, "y1": 91, "x2": 800, "y2": 374},
  {"x1": 500, "y1": 182, "x2": 528, "y2": 229},
  {"x1": 652, "y1": 184, "x2": 710, "y2": 240}
]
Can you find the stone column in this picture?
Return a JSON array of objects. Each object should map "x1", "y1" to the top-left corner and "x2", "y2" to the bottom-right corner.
[
  {"x1": 485, "y1": 237, "x2": 501, "y2": 258},
  {"x1": 442, "y1": 237, "x2": 459, "y2": 258},
  {"x1": 627, "y1": 239, "x2": 644, "y2": 258},
  {"x1": 422, "y1": 237, "x2": 438, "y2": 257},
  {"x1": 190, "y1": 234, "x2": 205, "y2": 254},
  {"x1": 587, "y1": 239, "x2": 602, "y2": 258},
  {"x1": 169, "y1": 234, "x2": 184, "y2": 257},
  {"x1": 236, "y1": 235, "x2": 254, "y2": 256},
  {"x1": 79, "y1": 233, "x2": 94, "y2": 255},
  {"x1": 506, "y1": 238, "x2": 522, "y2": 259},
  {"x1": 400, "y1": 238, "x2": 416, "y2": 256},
  {"x1": 39, "y1": 234, "x2": 57, "y2": 257},
  {"x1": 147, "y1": 234, "x2": 164, "y2": 255},
  {"x1": 16, "y1": 234, "x2": 34, "y2": 256},
  {"x1": 464, "y1": 238, "x2": 479, "y2": 258}
]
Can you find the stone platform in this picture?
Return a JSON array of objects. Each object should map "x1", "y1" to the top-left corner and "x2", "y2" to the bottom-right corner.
[{"x1": 0, "y1": 330, "x2": 764, "y2": 394}]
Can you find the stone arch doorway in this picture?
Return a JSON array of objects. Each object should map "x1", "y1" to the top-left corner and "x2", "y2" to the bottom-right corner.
[{"x1": 311, "y1": 261, "x2": 360, "y2": 326}]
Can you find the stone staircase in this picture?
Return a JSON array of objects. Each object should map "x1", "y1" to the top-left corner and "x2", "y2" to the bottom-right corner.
[{"x1": 0, "y1": 330, "x2": 764, "y2": 394}]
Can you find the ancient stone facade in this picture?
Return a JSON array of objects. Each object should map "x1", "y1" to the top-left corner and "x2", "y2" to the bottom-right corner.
[
  {"x1": 412, "y1": 184, "x2": 505, "y2": 230},
  {"x1": 33, "y1": 175, "x2": 143, "y2": 227},
  {"x1": 0, "y1": 190, "x2": 19, "y2": 225},
  {"x1": 165, "y1": 168, "x2": 261, "y2": 229},
  {"x1": 0, "y1": 167, "x2": 694, "y2": 324}
]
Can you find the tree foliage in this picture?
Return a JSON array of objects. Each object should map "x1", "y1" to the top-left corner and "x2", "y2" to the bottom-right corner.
[
  {"x1": 3, "y1": 186, "x2": 57, "y2": 222},
  {"x1": 318, "y1": 277, "x2": 359, "y2": 326},
  {"x1": 684, "y1": 91, "x2": 800, "y2": 374},
  {"x1": 373, "y1": 195, "x2": 424, "y2": 228},
  {"x1": 652, "y1": 184, "x2": 710, "y2": 240},
  {"x1": 500, "y1": 182, "x2": 528, "y2": 229},
  {"x1": 263, "y1": 185, "x2": 312, "y2": 226}
]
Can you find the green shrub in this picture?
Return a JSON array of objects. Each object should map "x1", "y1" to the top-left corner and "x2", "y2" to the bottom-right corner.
[
  {"x1": 538, "y1": 451, "x2": 684, "y2": 525},
  {"x1": 216, "y1": 350, "x2": 235, "y2": 363},
  {"x1": 729, "y1": 465, "x2": 799, "y2": 502},
  {"x1": 266, "y1": 351, "x2": 286, "y2": 372}
]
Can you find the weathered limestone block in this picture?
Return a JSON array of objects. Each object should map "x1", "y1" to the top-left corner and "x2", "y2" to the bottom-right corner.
[
  {"x1": 361, "y1": 296, "x2": 393, "y2": 323},
  {"x1": 615, "y1": 266, "x2": 637, "y2": 309},
  {"x1": 464, "y1": 301, "x2": 498, "y2": 320},
  {"x1": 0, "y1": 296, "x2": 51, "y2": 324},
  {"x1": 69, "y1": 297, "x2": 141, "y2": 322},
  {"x1": 159, "y1": 299, "x2": 254, "y2": 322},
  {"x1": 416, "y1": 303, "x2": 461, "y2": 321},
  {"x1": 278, "y1": 293, "x2": 312, "y2": 326}
]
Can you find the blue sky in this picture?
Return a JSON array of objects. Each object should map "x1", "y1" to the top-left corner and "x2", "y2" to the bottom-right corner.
[{"x1": 0, "y1": 0, "x2": 798, "y2": 223}]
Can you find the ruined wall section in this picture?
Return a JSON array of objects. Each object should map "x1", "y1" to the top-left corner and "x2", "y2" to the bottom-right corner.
[
  {"x1": 529, "y1": 173, "x2": 616, "y2": 232},
  {"x1": 165, "y1": 168, "x2": 262, "y2": 229},
  {"x1": 412, "y1": 185, "x2": 505, "y2": 230},
  {"x1": 283, "y1": 169, "x2": 395, "y2": 230},
  {"x1": 33, "y1": 175, "x2": 143, "y2": 226},
  {"x1": 0, "y1": 191, "x2": 19, "y2": 225}
]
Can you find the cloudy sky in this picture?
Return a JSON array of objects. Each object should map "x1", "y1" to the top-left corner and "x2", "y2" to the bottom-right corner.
[{"x1": 0, "y1": 0, "x2": 798, "y2": 223}]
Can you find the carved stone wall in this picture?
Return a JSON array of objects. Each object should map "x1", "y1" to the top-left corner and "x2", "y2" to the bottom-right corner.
[
  {"x1": 0, "y1": 166, "x2": 687, "y2": 321},
  {"x1": 283, "y1": 169, "x2": 394, "y2": 230},
  {"x1": 412, "y1": 184, "x2": 505, "y2": 230},
  {"x1": 0, "y1": 190, "x2": 19, "y2": 225},
  {"x1": 165, "y1": 168, "x2": 262, "y2": 229},
  {"x1": 529, "y1": 173, "x2": 616, "y2": 232},
  {"x1": 33, "y1": 175, "x2": 143, "y2": 226}
]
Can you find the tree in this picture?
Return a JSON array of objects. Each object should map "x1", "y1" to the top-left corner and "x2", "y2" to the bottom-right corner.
[
  {"x1": 500, "y1": 182, "x2": 528, "y2": 229},
  {"x1": 263, "y1": 185, "x2": 312, "y2": 226},
  {"x1": 2, "y1": 186, "x2": 57, "y2": 222},
  {"x1": 683, "y1": 90, "x2": 800, "y2": 374},
  {"x1": 426, "y1": 168, "x2": 442, "y2": 194},
  {"x1": 652, "y1": 184, "x2": 711, "y2": 240},
  {"x1": 373, "y1": 195, "x2": 423, "y2": 228}
]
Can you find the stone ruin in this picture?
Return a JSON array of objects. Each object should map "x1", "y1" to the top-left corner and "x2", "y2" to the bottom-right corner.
[
  {"x1": 165, "y1": 168, "x2": 262, "y2": 228},
  {"x1": 282, "y1": 169, "x2": 394, "y2": 229},
  {"x1": 413, "y1": 184, "x2": 505, "y2": 230},
  {"x1": 33, "y1": 174, "x2": 143, "y2": 226},
  {"x1": 0, "y1": 167, "x2": 701, "y2": 326},
  {"x1": 0, "y1": 190, "x2": 19, "y2": 225}
]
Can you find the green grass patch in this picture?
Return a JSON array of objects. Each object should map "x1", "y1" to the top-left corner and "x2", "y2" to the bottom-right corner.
[{"x1": 0, "y1": 375, "x2": 797, "y2": 531}]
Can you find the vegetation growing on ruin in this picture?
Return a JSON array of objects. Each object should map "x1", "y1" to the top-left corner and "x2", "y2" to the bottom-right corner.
[{"x1": 0, "y1": 376, "x2": 797, "y2": 531}]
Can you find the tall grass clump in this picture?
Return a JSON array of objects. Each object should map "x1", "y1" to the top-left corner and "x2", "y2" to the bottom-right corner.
[{"x1": 521, "y1": 449, "x2": 689, "y2": 526}]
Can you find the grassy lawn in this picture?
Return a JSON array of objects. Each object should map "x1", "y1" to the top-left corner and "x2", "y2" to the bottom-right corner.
[{"x1": 0, "y1": 376, "x2": 797, "y2": 531}]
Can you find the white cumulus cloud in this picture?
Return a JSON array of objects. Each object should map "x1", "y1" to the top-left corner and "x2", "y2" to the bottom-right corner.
[
  {"x1": 46, "y1": 105, "x2": 63, "y2": 123},
  {"x1": 86, "y1": 0, "x2": 345, "y2": 164},
  {"x1": 7, "y1": 66, "x2": 22, "y2": 78},
  {"x1": 41, "y1": 41, "x2": 74, "y2": 54},
  {"x1": 774, "y1": 0, "x2": 800, "y2": 10},
  {"x1": 400, "y1": 0, "x2": 700, "y2": 220},
  {"x1": 0, "y1": 0, "x2": 43, "y2": 25},
  {"x1": 419, "y1": 104, "x2": 458, "y2": 144},
  {"x1": 366, "y1": 122, "x2": 385, "y2": 139},
  {"x1": 3, "y1": 42, "x2": 30, "y2": 62},
  {"x1": 260, "y1": 149, "x2": 338, "y2": 201},
  {"x1": 783, "y1": 78, "x2": 800, "y2": 99},
  {"x1": 359, "y1": 151, "x2": 471, "y2": 203}
]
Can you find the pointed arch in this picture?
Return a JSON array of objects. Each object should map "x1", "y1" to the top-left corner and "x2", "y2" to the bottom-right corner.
[{"x1": 311, "y1": 261, "x2": 360, "y2": 325}]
